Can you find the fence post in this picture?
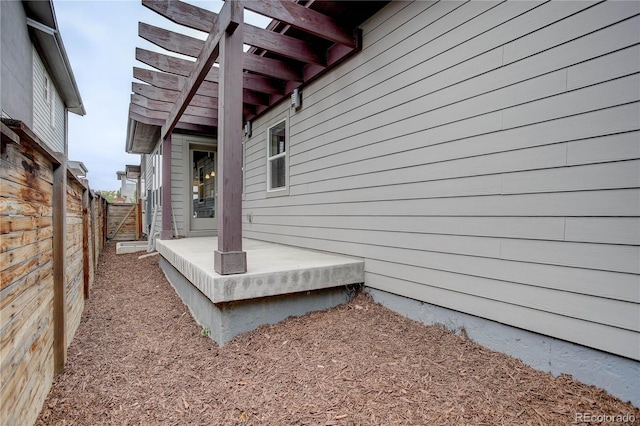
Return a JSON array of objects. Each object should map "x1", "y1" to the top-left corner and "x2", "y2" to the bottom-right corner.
[
  {"x1": 53, "y1": 160, "x2": 67, "y2": 374},
  {"x1": 82, "y1": 186, "x2": 91, "y2": 298}
]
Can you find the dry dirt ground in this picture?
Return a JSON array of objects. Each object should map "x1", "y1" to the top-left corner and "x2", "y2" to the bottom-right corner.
[{"x1": 36, "y1": 243, "x2": 638, "y2": 425}]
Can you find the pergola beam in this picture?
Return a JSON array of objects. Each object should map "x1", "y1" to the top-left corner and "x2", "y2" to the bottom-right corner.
[
  {"x1": 161, "y1": 0, "x2": 240, "y2": 140},
  {"x1": 129, "y1": 0, "x2": 380, "y2": 137},
  {"x1": 131, "y1": 103, "x2": 218, "y2": 127},
  {"x1": 129, "y1": 109, "x2": 214, "y2": 133},
  {"x1": 142, "y1": 0, "x2": 214, "y2": 33},
  {"x1": 139, "y1": 22, "x2": 203, "y2": 57},
  {"x1": 244, "y1": 0, "x2": 356, "y2": 47},
  {"x1": 132, "y1": 82, "x2": 257, "y2": 117},
  {"x1": 139, "y1": 23, "x2": 302, "y2": 82},
  {"x1": 142, "y1": 0, "x2": 326, "y2": 65},
  {"x1": 131, "y1": 94, "x2": 217, "y2": 118},
  {"x1": 132, "y1": 82, "x2": 214, "y2": 107},
  {"x1": 134, "y1": 67, "x2": 218, "y2": 98},
  {"x1": 134, "y1": 67, "x2": 269, "y2": 108},
  {"x1": 136, "y1": 48, "x2": 283, "y2": 95}
]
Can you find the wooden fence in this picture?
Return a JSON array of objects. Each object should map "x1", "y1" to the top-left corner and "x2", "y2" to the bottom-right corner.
[
  {"x1": 1, "y1": 120, "x2": 107, "y2": 425},
  {"x1": 107, "y1": 202, "x2": 139, "y2": 241}
]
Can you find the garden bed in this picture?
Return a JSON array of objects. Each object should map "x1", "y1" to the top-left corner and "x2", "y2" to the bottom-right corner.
[{"x1": 37, "y1": 244, "x2": 638, "y2": 425}]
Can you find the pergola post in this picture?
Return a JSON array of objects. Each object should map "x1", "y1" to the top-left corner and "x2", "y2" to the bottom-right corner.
[
  {"x1": 215, "y1": 1, "x2": 246, "y2": 274},
  {"x1": 160, "y1": 133, "x2": 173, "y2": 239}
]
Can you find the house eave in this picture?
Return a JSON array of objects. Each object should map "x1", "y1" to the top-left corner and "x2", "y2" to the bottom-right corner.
[
  {"x1": 126, "y1": 116, "x2": 160, "y2": 155},
  {"x1": 125, "y1": 164, "x2": 141, "y2": 179},
  {"x1": 25, "y1": 0, "x2": 85, "y2": 116}
]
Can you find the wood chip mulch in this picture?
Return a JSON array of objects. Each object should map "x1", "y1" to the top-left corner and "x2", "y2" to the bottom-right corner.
[{"x1": 36, "y1": 243, "x2": 638, "y2": 425}]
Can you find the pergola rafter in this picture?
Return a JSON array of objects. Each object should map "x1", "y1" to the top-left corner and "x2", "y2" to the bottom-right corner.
[
  {"x1": 139, "y1": 23, "x2": 303, "y2": 82},
  {"x1": 130, "y1": 94, "x2": 218, "y2": 118},
  {"x1": 126, "y1": 0, "x2": 389, "y2": 274},
  {"x1": 142, "y1": 0, "x2": 327, "y2": 66},
  {"x1": 135, "y1": 48, "x2": 283, "y2": 94},
  {"x1": 127, "y1": 0, "x2": 387, "y2": 140},
  {"x1": 130, "y1": 103, "x2": 217, "y2": 127}
]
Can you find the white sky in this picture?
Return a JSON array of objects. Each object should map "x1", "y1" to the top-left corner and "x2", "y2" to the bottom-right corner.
[{"x1": 54, "y1": 0, "x2": 270, "y2": 191}]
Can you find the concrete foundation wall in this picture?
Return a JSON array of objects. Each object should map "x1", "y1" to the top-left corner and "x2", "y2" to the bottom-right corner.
[
  {"x1": 368, "y1": 288, "x2": 640, "y2": 407},
  {"x1": 159, "y1": 257, "x2": 351, "y2": 345}
]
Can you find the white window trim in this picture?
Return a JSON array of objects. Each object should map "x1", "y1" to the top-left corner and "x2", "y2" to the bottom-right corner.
[
  {"x1": 50, "y1": 95, "x2": 56, "y2": 129},
  {"x1": 44, "y1": 76, "x2": 56, "y2": 129},
  {"x1": 44, "y1": 76, "x2": 51, "y2": 104},
  {"x1": 151, "y1": 142, "x2": 162, "y2": 208},
  {"x1": 241, "y1": 137, "x2": 246, "y2": 200},
  {"x1": 266, "y1": 117, "x2": 289, "y2": 197}
]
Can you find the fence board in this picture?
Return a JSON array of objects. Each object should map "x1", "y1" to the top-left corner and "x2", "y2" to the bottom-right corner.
[
  {"x1": 0, "y1": 120, "x2": 107, "y2": 426},
  {"x1": 107, "y1": 203, "x2": 139, "y2": 241}
]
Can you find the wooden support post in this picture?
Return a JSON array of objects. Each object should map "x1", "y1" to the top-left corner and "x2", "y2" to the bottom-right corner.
[
  {"x1": 160, "y1": 134, "x2": 173, "y2": 239},
  {"x1": 82, "y1": 187, "x2": 91, "y2": 299},
  {"x1": 137, "y1": 198, "x2": 142, "y2": 240},
  {"x1": 90, "y1": 194, "x2": 97, "y2": 271},
  {"x1": 53, "y1": 161, "x2": 67, "y2": 374},
  {"x1": 215, "y1": 1, "x2": 246, "y2": 275}
]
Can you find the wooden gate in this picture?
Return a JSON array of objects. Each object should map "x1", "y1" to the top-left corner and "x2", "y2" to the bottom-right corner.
[{"x1": 107, "y1": 203, "x2": 139, "y2": 241}]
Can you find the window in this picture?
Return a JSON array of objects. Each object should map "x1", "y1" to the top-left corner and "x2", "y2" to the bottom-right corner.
[
  {"x1": 267, "y1": 119, "x2": 286, "y2": 191},
  {"x1": 44, "y1": 76, "x2": 50, "y2": 103},
  {"x1": 198, "y1": 166, "x2": 205, "y2": 203},
  {"x1": 44, "y1": 76, "x2": 55, "y2": 128},
  {"x1": 151, "y1": 142, "x2": 162, "y2": 208}
]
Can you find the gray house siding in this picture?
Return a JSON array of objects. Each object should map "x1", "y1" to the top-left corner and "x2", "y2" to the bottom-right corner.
[
  {"x1": 32, "y1": 49, "x2": 66, "y2": 154},
  {"x1": 0, "y1": 0, "x2": 33, "y2": 124},
  {"x1": 171, "y1": 134, "x2": 186, "y2": 237},
  {"x1": 142, "y1": 133, "x2": 217, "y2": 239},
  {"x1": 142, "y1": 145, "x2": 161, "y2": 238},
  {"x1": 243, "y1": 0, "x2": 639, "y2": 364}
]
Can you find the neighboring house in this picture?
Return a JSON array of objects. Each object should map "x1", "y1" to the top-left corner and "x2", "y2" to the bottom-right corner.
[
  {"x1": 67, "y1": 160, "x2": 88, "y2": 179},
  {"x1": 1, "y1": 1, "x2": 86, "y2": 424},
  {"x1": 1, "y1": 0, "x2": 85, "y2": 154},
  {"x1": 126, "y1": 0, "x2": 639, "y2": 404},
  {"x1": 116, "y1": 169, "x2": 138, "y2": 202}
]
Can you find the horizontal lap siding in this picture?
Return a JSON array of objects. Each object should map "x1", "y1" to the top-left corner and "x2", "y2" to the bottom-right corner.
[
  {"x1": 242, "y1": 0, "x2": 640, "y2": 360},
  {"x1": 32, "y1": 50, "x2": 65, "y2": 154},
  {"x1": 143, "y1": 152, "x2": 161, "y2": 237},
  {"x1": 171, "y1": 136, "x2": 185, "y2": 236}
]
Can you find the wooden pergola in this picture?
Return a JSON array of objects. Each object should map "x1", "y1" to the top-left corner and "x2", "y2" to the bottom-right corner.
[{"x1": 126, "y1": 0, "x2": 387, "y2": 274}]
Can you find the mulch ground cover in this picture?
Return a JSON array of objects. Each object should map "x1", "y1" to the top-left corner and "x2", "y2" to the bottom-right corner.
[{"x1": 36, "y1": 243, "x2": 638, "y2": 425}]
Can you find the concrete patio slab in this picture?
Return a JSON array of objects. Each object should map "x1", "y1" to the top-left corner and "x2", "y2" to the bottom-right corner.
[
  {"x1": 115, "y1": 241, "x2": 147, "y2": 254},
  {"x1": 155, "y1": 237, "x2": 365, "y2": 344},
  {"x1": 156, "y1": 237, "x2": 364, "y2": 303}
]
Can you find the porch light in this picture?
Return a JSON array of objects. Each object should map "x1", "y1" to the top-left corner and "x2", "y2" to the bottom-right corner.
[{"x1": 291, "y1": 87, "x2": 301, "y2": 110}]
